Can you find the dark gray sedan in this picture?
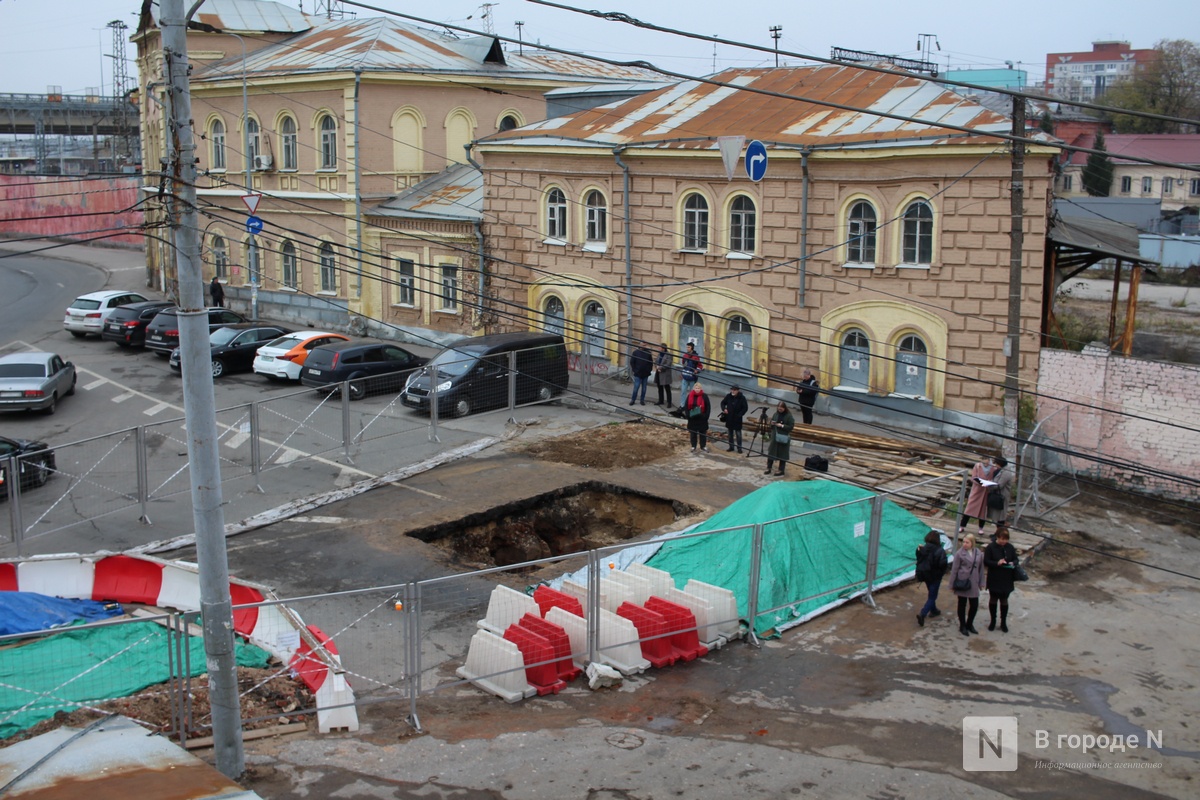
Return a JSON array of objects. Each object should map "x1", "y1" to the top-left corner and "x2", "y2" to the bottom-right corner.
[{"x1": 0, "y1": 352, "x2": 77, "y2": 414}]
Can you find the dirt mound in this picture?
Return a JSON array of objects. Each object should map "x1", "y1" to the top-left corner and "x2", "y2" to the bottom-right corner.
[{"x1": 521, "y1": 419, "x2": 680, "y2": 469}]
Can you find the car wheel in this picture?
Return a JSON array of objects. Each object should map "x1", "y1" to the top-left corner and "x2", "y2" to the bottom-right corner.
[
  {"x1": 43, "y1": 393, "x2": 57, "y2": 415},
  {"x1": 348, "y1": 380, "x2": 366, "y2": 401},
  {"x1": 536, "y1": 385, "x2": 553, "y2": 402},
  {"x1": 69, "y1": 331, "x2": 85, "y2": 339},
  {"x1": 211, "y1": 359, "x2": 225, "y2": 379},
  {"x1": 452, "y1": 396, "x2": 472, "y2": 418},
  {"x1": 66, "y1": 374, "x2": 77, "y2": 396},
  {"x1": 31, "y1": 458, "x2": 51, "y2": 487}
]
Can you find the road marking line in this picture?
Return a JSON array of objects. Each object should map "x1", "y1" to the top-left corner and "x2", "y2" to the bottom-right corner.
[
  {"x1": 226, "y1": 432, "x2": 249, "y2": 448},
  {"x1": 84, "y1": 378, "x2": 107, "y2": 391},
  {"x1": 112, "y1": 392, "x2": 135, "y2": 403},
  {"x1": 144, "y1": 402, "x2": 170, "y2": 416}
]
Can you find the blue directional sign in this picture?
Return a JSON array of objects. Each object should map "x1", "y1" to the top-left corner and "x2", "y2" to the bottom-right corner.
[
  {"x1": 745, "y1": 139, "x2": 768, "y2": 182},
  {"x1": 246, "y1": 215, "x2": 264, "y2": 236}
]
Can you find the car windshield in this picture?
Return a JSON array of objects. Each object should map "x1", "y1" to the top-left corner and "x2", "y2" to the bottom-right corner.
[
  {"x1": 427, "y1": 346, "x2": 484, "y2": 378},
  {"x1": 263, "y1": 335, "x2": 303, "y2": 349},
  {"x1": 71, "y1": 299, "x2": 102, "y2": 310},
  {"x1": 209, "y1": 328, "x2": 242, "y2": 345},
  {"x1": 0, "y1": 364, "x2": 44, "y2": 378}
]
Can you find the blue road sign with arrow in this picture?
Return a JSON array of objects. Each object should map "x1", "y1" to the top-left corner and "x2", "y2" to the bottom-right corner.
[
  {"x1": 246, "y1": 215, "x2": 264, "y2": 236},
  {"x1": 745, "y1": 140, "x2": 768, "y2": 182}
]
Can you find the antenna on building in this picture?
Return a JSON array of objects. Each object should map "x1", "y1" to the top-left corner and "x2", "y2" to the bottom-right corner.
[
  {"x1": 515, "y1": 21, "x2": 525, "y2": 55},
  {"x1": 313, "y1": 0, "x2": 347, "y2": 19},
  {"x1": 480, "y1": 3, "x2": 496, "y2": 35},
  {"x1": 107, "y1": 20, "x2": 133, "y2": 165},
  {"x1": 769, "y1": 25, "x2": 782, "y2": 68}
]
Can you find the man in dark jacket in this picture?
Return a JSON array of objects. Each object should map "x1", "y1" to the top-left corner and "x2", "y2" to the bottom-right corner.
[
  {"x1": 629, "y1": 343, "x2": 653, "y2": 405},
  {"x1": 796, "y1": 368, "x2": 819, "y2": 425},
  {"x1": 209, "y1": 276, "x2": 225, "y2": 308},
  {"x1": 720, "y1": 385, "x2": 749, "y2": 453},
  {"x1": 915, "y1": 530, "x2": 949, "y2": 626}
]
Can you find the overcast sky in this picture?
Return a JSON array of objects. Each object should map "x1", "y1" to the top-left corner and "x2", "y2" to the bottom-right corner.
[{"x1": 1, "y1": 0, "x2": 1195, "y2": 96}]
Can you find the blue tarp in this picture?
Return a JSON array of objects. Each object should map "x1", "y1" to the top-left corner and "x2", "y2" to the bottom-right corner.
[{"x1": 0, "y1": 592, "x2": 123, "y2": 636}]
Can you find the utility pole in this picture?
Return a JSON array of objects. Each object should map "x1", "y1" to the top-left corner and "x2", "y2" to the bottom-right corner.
[
  {"x1": 769, "y1": 26, "x2": 782, "y2": 68},
  {"x1": 160, "y1": 0, "x2": 243, "y2": 778},
  {"x1": 1004, "y1": 96, "x2": 1026, "y2": 464},
  {"x1": 107, "y1": 20, "x2": 131, "y2": 165}
]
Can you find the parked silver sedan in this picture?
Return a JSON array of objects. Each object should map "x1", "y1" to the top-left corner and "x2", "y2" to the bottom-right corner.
[{"x1": 0, "y1": 352, "x2": 77, "y2": 414}]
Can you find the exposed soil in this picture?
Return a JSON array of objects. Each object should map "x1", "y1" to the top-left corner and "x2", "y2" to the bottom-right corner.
[
  {"x1": 0, "y1": 665, "x2": 312, "y2": 749},
  {"x1": 519, "y1": 419, "x2": 678, "y2": 469}
]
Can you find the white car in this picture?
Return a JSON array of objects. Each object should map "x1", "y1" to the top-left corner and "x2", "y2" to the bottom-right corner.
[
  {"x1": 252, "y1": 331, "x2": 349, "y2": 381},
  {"x1": 63, "y1": 290, "x2": 150, "y2": 338}
]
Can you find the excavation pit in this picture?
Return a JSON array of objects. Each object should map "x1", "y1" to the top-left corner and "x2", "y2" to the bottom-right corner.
[{"x1": 407, "y1": 481, "x2": 701, "y2": 569}]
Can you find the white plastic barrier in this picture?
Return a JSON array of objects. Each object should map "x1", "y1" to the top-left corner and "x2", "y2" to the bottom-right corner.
[
  {"x1": 666, "y1": 587, "x2": 725, "y2": 649},
  {"x1": 598, "y1": 576, "x2": 637, "y2": 613},
  {"x1": 315, "y1": 671, "x2": 360, "y2": 733},
  {"x1": 603, "y1": 570, "x2": 652, "y2": 606},
  {"x1": 545, "y1": 607, "x2": 589, "y2": 671},
  {"x1": 560, "y1": 578, "x2": 609, "y2": 615},
  {"x1": 596, "y1": 608, "x2": 650, "y2": 675},
  {"x1": 17, "y1": 558, "x2": 92, "y2": 598},
  {"x1": 477, "y1": 584, "x2": 540, "y2": 636},
  {"x1": 625, "y1": 563, "x2": 675, "y2": 597},
  {"x1": 683, "y1": 579, "x2": 743, "y2": 640},
  {"x1": 456, "y1": 629, "x2": 536, "y2": 703}
]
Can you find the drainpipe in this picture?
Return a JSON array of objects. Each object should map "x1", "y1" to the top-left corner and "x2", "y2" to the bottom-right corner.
[
  {"x1": 464, "y1": 143, "x2": 488, "y2": 323},
  {"x1": 799, "y1": 147, "x2": 811, "y2": 308},
  {"x1": 354, "y1": 68, "x2": 363, "y2": 300},
  {"x1": 613, "y1": 146, "x2": 634, "y2": 352}
]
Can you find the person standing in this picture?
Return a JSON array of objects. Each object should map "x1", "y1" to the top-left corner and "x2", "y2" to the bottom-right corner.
[
  {"x1": 763, "y1": 400, "x2": 795, "y2": 476},
  {"x1": 653, "y1": 343, "x2": 674, "y2": 407},
  {"x1": 915, "y1": 530, "x2": 948, "y2": 627},
  {"x1": 959, "y1": 456, "x2": 999, "y2": 536},
  {"x1": 679, "y1": 342, "x2": 702, "y2": 402},
  {"x1": 209, "y1": 275, "x2": 225, "y2": 308},
  {"x1": 796, "y1": 368, "x2": 820, "y2": 425},
  {"x1": 949, "y1": 533, "x2": 985, "y2": 636},
  {"x1": 684, "y1": 382, "x2": 711, "y2": 453},
  {"x1": 986, "y1": 457, "x2": 1012, "y2": 536},
  {"x1": 720, "y1": 385, "x2": 749, "y2": 453},
  {"x1": 628, "y1": 343, "x2": 653, "y2": 406},
  {"x1": 984, "y1": 525, "x2": 1019, "y2": 632}
]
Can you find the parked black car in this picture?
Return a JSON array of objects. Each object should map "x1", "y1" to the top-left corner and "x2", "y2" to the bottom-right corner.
[
  {"x1": 168, "y1": 323, "x2": 292, "y2": 378},
  {"x1": 101, "y1": 300, "x2": 174, "y2": 347},
  {"x1": 299, "y1": 339, "x2": 428, "y2": 400},
  {"x1": 0, "y1": 434, "x2": 55, "y2": 500},
  {"x1": 144, "y1": 307, "x2": 246, "y2": 356}
]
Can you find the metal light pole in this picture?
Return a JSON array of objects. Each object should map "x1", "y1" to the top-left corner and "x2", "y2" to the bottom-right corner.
[
  {"x1": 227, "y1": 31, "x2": 258, "y2": 320},
  {"x1": 162, "y1": 0, "x2": 243, "y2": 777}
]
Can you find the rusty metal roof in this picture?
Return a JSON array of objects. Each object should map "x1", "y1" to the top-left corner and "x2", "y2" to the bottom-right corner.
[
  {"x1": 194, "y1": 16, "x2": 659, "y2": 84},
  {"x1": 484, "y1": 64, "x2": 1026, "y2": 150},
  {"x1": 371, "y1": 163, "x2": 481, "y2": 222}
]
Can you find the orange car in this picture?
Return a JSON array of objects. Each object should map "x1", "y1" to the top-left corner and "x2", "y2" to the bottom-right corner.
[{"x1": 252, "y1": 331, "x2": 350, "y2": 380}]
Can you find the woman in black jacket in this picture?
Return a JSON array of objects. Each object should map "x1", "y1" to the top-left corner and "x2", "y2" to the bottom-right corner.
[
  {"x1": 984, "y1": 525, "x2": 1019, "y2": 632},
  {"x1": 915, "y1": 530, "x2": 948, "y2": 627}
]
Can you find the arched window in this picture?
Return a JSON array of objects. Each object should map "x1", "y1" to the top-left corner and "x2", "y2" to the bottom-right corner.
[
  {"x1": 280, "y1": 116, "x2": 298, "y2": 170},
  {"x1": 499, "y1": 114, "x2": 519, "y2": 132},
  {"x1": 583, "y1": 301, "x2": 606, "y2": 358},
  {"x1": 729, "y1": 195, "x2": 756, "y2": 253},
  {"x1": 245, "y1": 239, "x2": 261, "y2": 285},
  {"x1": 246, "y1": 118, "x2": 260, "y2": 169},
  {"x1": 838, "y1": 329, "x2": 870, "y2": 391},
  {"x1": 546, "y1": 188, "x2": 567, "y2": 240},
  {"x1": 211, "y1": 235, "x2": 228, "y2": 279},
  {"x1": 543, "y1": 296, "x2": 565, "y2": 336},
  {"x1": 679, "y1": 310, "x2": 705, "y2": 358},
  {"x1": 847, "y1": 200, "x2": 877, "y2": 264},
  {"x1": 281, "y1": 240, "x2": 298, "y2": 289},
  {"x1": 894, "y1": 334, "x2": 929, "y2": 398},
  {"x1": 319, "y1": 115, "x2": 337, "y2": 169},
  {"x1": 210, "y1": 119, "x2": 226, "y2": 170},
  {"x1": 725, "y1": 315, "x2": 752, "y2": 373},
  {"x1": 585, "y1": 190, "x2": 607, "y2": 243},
  {"x1": 901, "y1": 200, "x2": 933, "y2": 265},
  {"x1": 318, "y1": 242, "x2": 337, "y2": 292},
  {"x1": 682, "y1": 193, "x2": 709, "y2": 251}
]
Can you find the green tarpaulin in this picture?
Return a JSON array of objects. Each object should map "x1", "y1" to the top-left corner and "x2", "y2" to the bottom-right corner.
[
  {"x1": 0, "y1": 619, "x2": 271, "y2": 738},
  {"x1": 645, "y1": 481, "x2": 930, "y2": 637}
]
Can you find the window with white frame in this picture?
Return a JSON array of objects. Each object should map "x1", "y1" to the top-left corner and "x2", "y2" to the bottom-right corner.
[
  {"x1": 210, "y1": 119, "x2": 226, "y2": 170},
  {"x1": 901, "y1": 200, "x2": 933, "y2": 265},
  {"x1": 319, "y1": 243, "x2": 337, "y2": 292},
  {"x1": 585, "y1": 190, "x2": 607, "y2": 243},
  {"x1": 546, "y1": 188, "x2": 567, "y2": 240},
  {"x1": 729, "y1": 195, "x2": 756, "y2": 254},
  {"x1": 246, "y1": 118, "x2": 260, "y2": 169},
  {"x1": 543, "y1": 296, "x2": 565, "y2": 336},
  {"x1": 894, "y1": 334, "x2": 929, "y2": 397},
  {"x1": 1141, "y1": 176, "x2": 1152, "y2": 193},
  {"x1": 281, "y1": 241, "x2": 297, "y2": 289},
  {"x1": 280, "y1": 116, "x2": 297, "y2": 170},
  {"x1": 211, "y1": 235, "x2": 228, "y2": 278},
  {"x1": 682, "y1": 193, "x2": 709, "y2": 251},
  {"x1": 1162, "y1": 177, "x2": 1174, "y2": 195},
  {"x1": 319, "y1": 115, "x2": 337, "y2": 169},
  {"x1": 1191, "y1": 178, "x2": 1200, "y2": 197},
  {"x1": 396, "y1": 258, "x2": 415, "y2": 305},
  {"x1": 440, "y1": 265, "x2": 459, "y2": 310},
  {"x1": 847, "y1": 200, "x2": 877, "y2": 264},
  {"x1": 1121, "y1": 175, "x2": 1132, "y2": 193},
  {"x1": 1062, "y1": 174, "x2": 1073, "y2": 192}
]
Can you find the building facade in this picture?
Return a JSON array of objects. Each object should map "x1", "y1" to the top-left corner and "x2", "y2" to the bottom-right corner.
[
  {"x1": 1058, "y1": 133, "x2": 1200, "y2": 214},
  {"x1": 472, "y1": 65, "x2": 1058, "y2": 436},
  {"x1": 1045, "y1": 41, "x2": 1156, "y2": 101}
]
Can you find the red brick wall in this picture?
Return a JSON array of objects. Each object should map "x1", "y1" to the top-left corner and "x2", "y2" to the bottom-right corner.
[{"x1": 0, "y1": 175, "x2": 144, "y2": 248}]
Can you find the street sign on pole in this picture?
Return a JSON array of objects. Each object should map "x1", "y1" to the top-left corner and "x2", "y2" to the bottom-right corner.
[
  {"x1": 245, "y1": 215, "x2": 264, "y2": 236},
  {"x1": 745, "y1": 140, "x2": 768, "y2": 182},
  {"x1": 241, "y1": 193, "x2": 261, "y2": 215}
]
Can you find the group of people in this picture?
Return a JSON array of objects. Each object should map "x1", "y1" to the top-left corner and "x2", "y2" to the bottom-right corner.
[{"x1": 628, "y1": 342, "x2": 818, "y2": 473}]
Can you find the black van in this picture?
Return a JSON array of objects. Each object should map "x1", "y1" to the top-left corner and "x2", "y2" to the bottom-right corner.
[{"x1": 401, "y1": 332, "x2": 569, "y2": 417}]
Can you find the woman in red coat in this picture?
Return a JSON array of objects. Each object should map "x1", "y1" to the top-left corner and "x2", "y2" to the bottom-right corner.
[
  {"x1": 959, "y1": 457, "x2": 998, "y2": 535},
  {"x1": 684, "y1": 382, "x2": 711, "y2": 453}
]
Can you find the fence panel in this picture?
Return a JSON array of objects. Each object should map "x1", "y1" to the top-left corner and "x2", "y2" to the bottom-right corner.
[{"x1": 255, "y1": 387, "x2": 349, "y2": 469}]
